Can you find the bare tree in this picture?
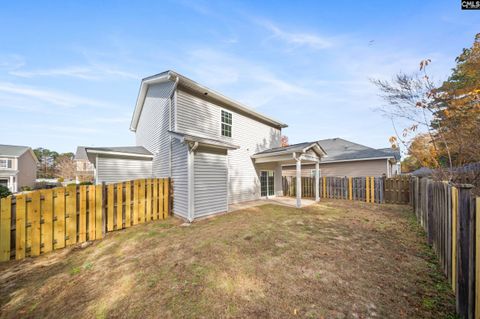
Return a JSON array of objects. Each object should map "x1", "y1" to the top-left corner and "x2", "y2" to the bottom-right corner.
[
  {"x1": 371, "y1": 60, "x2": 453, "y2": 179},
  {"x1": 55, "y1": 153, "x2": 76, "y2": 180}
]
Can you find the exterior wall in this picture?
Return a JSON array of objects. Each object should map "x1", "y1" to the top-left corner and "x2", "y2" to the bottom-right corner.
[
  {"x1": 282, "y1": 159, "x2": 390, "y2": 177},
  {"x1": 16, "y1": 151, "x2": 37, "y2": 189},
  {"x1": 171, "y1": 139, "x2": 189, "y2": 219},
  {"x1": 0, "y1": 156, "x2": 18, "y2": 192},
  {"x1": 95, "y1": 155, "x2": 152, "y2": 184},
  {"x1": 193, "y1": 146, "x2": 228, "y2": 218},
  {"x1": 135, "y1": 81, "x2": 176, "y2": 177},
  {"x1": 176, "y1": 88, "x2": 282, "y2": 204}
]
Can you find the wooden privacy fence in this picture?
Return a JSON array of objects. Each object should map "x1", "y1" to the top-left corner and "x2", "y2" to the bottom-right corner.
[
  {"x1": 282, "y1": 176, "x2": 409, "y2": 204},
  {"x1": 0, "y1": 178, "x2": 171, "y2": 262},
  {"x1": 411, "y1": 177, "x2": 480, "y2": 318}
]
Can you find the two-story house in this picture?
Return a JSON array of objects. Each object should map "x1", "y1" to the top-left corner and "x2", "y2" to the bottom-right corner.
[
  {"x1": 0, "y1": 145, "x2": 38, "y2": 193},
  {"x1": 130, "y1": 70, "x2": 325, "y2": 221}
]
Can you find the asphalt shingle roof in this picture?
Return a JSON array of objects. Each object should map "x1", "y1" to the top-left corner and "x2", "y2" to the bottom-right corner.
[
  {"x1": 317, "y1": 138, "x2": 398, "y2": 162},
  {"x1": 0, "y1": 144, "x2": 31, "y2": 157}
]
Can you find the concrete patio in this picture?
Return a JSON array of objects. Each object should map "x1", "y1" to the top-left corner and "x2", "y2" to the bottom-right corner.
[{"x1": 228, "y1": 197, "x2": 318, "y2": 212}]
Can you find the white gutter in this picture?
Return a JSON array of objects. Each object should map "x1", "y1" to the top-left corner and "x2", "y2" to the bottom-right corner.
[{"x1": 86, "y1": 150, "x2": 154, "y2": 159}]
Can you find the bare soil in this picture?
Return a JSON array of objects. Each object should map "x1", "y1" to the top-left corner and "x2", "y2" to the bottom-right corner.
[{"x1": 0, "y1": 200, "x2": 456, "y2": 318}]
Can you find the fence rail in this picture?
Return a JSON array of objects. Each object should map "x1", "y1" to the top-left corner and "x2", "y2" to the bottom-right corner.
[
  {"x1": 0, "y1": 178, "x2": 171, "y2": 262},
  {"x1": 282, "y1": 175, "x2": 409, "y2": 204},
  {"x1": 411, "y1": 177, "x2": 480, "y2": 318}
]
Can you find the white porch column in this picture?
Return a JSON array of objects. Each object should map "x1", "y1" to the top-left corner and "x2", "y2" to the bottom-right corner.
[
  {"x1": 296, "y1": 157, "x2": 301, "y2": 208},
  {"x1": 315, "y1": 161, "x2": 320, "y2": 202}
]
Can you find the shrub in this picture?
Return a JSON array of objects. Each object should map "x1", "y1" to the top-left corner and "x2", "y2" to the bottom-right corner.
[
  {"x1": 0, "y1": 185, "x2": 12, "y2": 198},
  {"x1": 20, "y1": 186, "x2": 32, "y2": 192},
  {"x1": 79, "y1": 181, "x2": 93, "y2": 186},
  {"x1": 57, "y1": 177, "x2": 64, "y2": 183}
]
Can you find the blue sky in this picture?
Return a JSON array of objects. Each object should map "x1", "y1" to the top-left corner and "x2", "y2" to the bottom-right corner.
[{"x1": 0, "y1": 0, "x2": 478, "y2": 153}]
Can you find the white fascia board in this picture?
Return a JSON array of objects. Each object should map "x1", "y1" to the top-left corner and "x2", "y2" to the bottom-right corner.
[{"x1": 321, "y1": 156, "x2": 394, "y2": 164}]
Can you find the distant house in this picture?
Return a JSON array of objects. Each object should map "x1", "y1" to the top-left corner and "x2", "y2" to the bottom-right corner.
[
  {"x1": 74, "y1": 147, "x2": 95, "y2": 183},
  {"x1": 0, "y1": 144, "x2": 38, "y2": 192},
  {"x1": 283, "y1": 138, "x2": 401, "y2": 177},
  {"x1": 75, "y1": 146, "x2": 153, "y2": 184}
]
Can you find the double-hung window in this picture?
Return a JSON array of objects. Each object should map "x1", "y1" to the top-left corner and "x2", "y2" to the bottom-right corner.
[
  {"x1": 221, "y1": 110, "x2": 232, "y2": 137},
  {"x1": 0, "y1": 159, "x2": 12, "y2": 169}
]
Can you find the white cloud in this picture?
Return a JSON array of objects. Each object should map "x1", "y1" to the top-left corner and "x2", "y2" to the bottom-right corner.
[
  {"x1": 9, "y1": 64, "x2": 139, "y2": 81},
  {"x1": 260, "y1": 20, "x2": 333, "y2": 50},
  {"x1": 0, "y1": 82, "x2": 113, "y2": 108},
  {"x1": 0, "y1": 54, "x2": 25, "y2": 70},
  {"x1": 182, "y1": 49, "x2": 313, "y2": 107}
]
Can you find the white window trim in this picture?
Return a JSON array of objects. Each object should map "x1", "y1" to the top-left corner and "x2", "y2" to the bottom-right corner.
[
  {"x1": 0, "y1": 158, "x2": 13, "y2": 169},
  {"x1": 220, "y1": 108, "x2": 233, "y2": 138}
]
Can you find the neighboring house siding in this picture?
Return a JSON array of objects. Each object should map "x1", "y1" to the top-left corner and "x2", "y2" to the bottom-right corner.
[
  {"x1": 282, "y1": 159, "x2": 389, "y2": 177},
  {"x1": 176, "y1": 89, "x2": 281, "y2": 204},
  {"x1": 96, "y1": 156, "x2": 152, "y2": 184},
  {"x1": 171, "y1": 139, "x2": 188, "y2": 219},
  {"x1": 16, "y1": 152, "x2": 36, "y2": 189},
  {"x1": 194, "y1": 147, "x2": 228, "y2": 218},
  {"x1": 135, "y1": 81, "x2": 176, "y2": 177}
]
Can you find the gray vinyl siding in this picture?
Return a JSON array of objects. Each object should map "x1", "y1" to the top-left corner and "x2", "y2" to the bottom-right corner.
[
  {"x1": 282, "y1": 159, "x2": 390, "y2": 177},
  {"x1": 17, "y1": 151, "x2": 37, "y2": 189},
  {"x1": 171, "y1": 138, "x2": 188, "y2": 219},
  {"x1": 135, "y1": 81, "x2": 176, "y2": 177},
  {"x1": 194, "y1": 147, "x2": 228, "y2": 218},
  {"x1": 96, "y1": 155, "x2": 152, "y2": 184},
  {"x1": 176, "y1": 89, "x2": 281, "y2": 204}
]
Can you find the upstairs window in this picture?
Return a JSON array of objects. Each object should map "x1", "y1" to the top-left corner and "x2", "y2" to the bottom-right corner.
[
  {"x1": 0, "y1": 159, "x2": 12, "y2": 169},
  {"x1": 221, "y1": 110, "x2": 232, "y2": 137}
]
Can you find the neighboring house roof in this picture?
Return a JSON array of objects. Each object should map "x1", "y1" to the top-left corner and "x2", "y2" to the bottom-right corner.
[
  {"x1": 85, "y1": 146, "x2": 153, "y2": 158},
  {"x1": 168, "y1": 131, "x2": 240, "y2": 150},
  {"x1": 252, "y1": 141, "x2": 327, "y2": 158},
  {"x1": 0, "y1": 144, "x2": 38, "y2": 163},
  {"x1": 74, "y1": 146, "x2": 89, "y2": 160},
  {"x1": 316, "y1": 138, "x2": 398, "y2": 163},
  {"x1": 130, "y1": 70, "x2": 288, "y2": 132}
]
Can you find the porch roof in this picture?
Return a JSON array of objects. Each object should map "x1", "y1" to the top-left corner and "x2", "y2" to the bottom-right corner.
[
  {"x1": 168, "y1": 131, "x2": 240, "y2": 150},
  {"x1": 252, "y1": 142, "x2": 327, "y2": 164}
]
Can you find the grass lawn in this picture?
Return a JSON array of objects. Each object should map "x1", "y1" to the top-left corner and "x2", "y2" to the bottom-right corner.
[{"x1": 0, "y1": 200, "x2": 455, "y2": 318}]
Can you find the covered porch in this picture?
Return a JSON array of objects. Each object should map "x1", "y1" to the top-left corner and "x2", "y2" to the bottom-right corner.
[{"x1": 252, "y1": 142, "x2": 327, "y2": 208}]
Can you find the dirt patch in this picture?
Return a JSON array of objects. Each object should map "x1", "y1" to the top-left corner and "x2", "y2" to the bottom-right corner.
[{"x1": 0, "y1": 200, "x2": 455, "y2": 318}]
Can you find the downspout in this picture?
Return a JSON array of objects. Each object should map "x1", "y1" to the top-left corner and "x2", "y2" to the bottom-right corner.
[
  {"x1": 187, "y1": 141, "x2": 199, "y2": 222},
  {"x1": 169, "y1": 75, "x2": 180, "y2": 178}
]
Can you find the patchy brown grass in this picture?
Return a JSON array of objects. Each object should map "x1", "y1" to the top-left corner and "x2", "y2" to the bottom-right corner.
[{"x1": 0, "y1": 200, "x2": 455, "y2": 319}]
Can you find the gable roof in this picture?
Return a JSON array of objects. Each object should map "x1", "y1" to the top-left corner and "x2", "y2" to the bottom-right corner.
[
  {"x1": 130, "y1": 70, "x2": 288, "y2": 131},
  {"x1": 316, "y1": 138, "x2": 398, "y2": 163},
  {"x1": 0, "y1": 144, "x2": 38, "y2": 162},
  {"x1": 75, "y1": 146, "x2": 89, "y2": 160},
  {"x1": 253, "y1": 141, "x2": 327, "y2": 158}
]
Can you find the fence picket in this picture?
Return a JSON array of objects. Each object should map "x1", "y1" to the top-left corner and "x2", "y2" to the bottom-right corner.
[
  {"x1": 107, "y1": 184, "x2": 114, "y2": 231},
  {"x1": 30, "y1": 191, "x2": 41, "y2": 256},
  {"x1": 66, "y1": 185, "x2": 77, "y2": 246},
  {"x1": 0, "y1": 197, "x2": 11, "y2": 261},
  {"x1": 41, "y1": 189, "x2": 53, "y2": 253},
  {"x1": 125, "y1": 182, "x2": 131, "y2": 228},
  {"x1": 95, "y1": 185, "x2": 103, "y2": 239},
  {"x1": 54, "y1": 187, "x2": 66, "y2": 249},
  {"x1": 79, "y1": 186, "x2": 87, "y2": 243},
  {"x1": 116, "y1": 183, "x2": 123, "y2": 230},
  {"x1": 15, "y1": 194, "x2": 26, "y2": 260},
  {"x1": 88, "y1": 185, "x2": 96, "y2": 240}
]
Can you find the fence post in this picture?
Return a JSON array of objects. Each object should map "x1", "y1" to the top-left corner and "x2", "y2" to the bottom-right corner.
[{"x1": 456, "y1": 184, "x2": 475, "y2": 319}]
